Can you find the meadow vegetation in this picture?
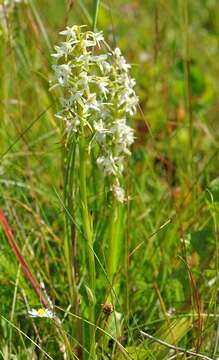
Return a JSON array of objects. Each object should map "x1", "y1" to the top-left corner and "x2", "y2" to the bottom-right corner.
[{"x1": 0, "y1": 0, "x2": 219, "y2": 359}]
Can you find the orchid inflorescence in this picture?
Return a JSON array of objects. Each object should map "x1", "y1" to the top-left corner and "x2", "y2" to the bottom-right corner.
[{"x1": 51, "y1": 25, "x2": 138, "y2": 202}]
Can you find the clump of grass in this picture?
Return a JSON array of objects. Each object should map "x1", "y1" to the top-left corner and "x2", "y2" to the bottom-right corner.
[{"x1": 0, "y1": 0, "x2": 219, "y2": 359}]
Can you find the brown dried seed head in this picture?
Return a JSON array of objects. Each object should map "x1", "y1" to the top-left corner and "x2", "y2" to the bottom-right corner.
[{"x1": 101, "y1": 303, "x2": 114, "y2": 315}]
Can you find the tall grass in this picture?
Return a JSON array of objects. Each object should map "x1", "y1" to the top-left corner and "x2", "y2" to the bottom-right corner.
[{"x1": 0, "y1": 0, "x2": 219, "y2": 359}]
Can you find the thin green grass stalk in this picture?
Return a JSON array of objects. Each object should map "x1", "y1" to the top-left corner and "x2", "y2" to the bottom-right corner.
[
  {"x1": 183, "y1": 0, "x2": 193, "y2": 150},
  {"x1": 9, "y1": 265, "x2": 21, "y2": 356},
  {"x1": 0, "y1": 315, "x2": 54, "y2": 360},
  {"x1": 124, "y1": 191, "x2": 130, "y2": 327},
  {"x1": 92, "y1": 0, "x2": 100, "y2": 31},
  {"x1": 63, "y1": 139, "x2": 77, "y2": 303},
  {"x1": 0, "y1": 38, "x2": 7, "y2": 127},
  {"x1": 54, "y1": 318, "x2": 77, "y2": 360},
  {"x1": 181, "y1": 0, "x2": 193, "y2": 178},
  {"x1": 78, "y1": 1, "x2": 92, "y2": 25},
  {"x1": 64, "y1": 138, "x2": 84, "y2": 358},
  {"x1": 207, "y1": 190, "x2": 219, "y2": 358},
  {"x1": 29, "y1": 0, "x2": 52, "y2": 51},
  {"x1": 78, "y1": 117, "x2": 96, "y2": 359}
]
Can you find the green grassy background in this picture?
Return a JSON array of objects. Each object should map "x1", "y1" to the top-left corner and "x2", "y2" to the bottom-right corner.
[{"x1": 1, "y1": 0, "x2": 219, "y2": 359}]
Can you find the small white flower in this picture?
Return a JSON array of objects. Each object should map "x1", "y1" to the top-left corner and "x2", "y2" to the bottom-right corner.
[
  {"x1": 60, "y1": 92, "x2": 84, "y2": 109},
  {"x1": 65, "y1": 116, "x2": 80, "y2": 133},
  {"x1": 94, "y1": 119, "x2": 111, "y2": 143},
  {"x1": 208, "y1": 277, "x2": 217, "y2": 287},
  {"x1": 113, "y1": 48, "x2": 131, "y2": 72},
  {"x1": 111, "y1": 182, "x2": 126, "y2": 203},
  {"x1": 59, "y1": 26, "x2": 77, "y2": 39},
  {"x1": 90, "y1": 54, "x2": 108, "y2": 64},
  {"x1": 52, "y1": 63, "x2": 72, "y2": 86},
  {"x1": 97, "y1": 153, "x2": 124, "y2": 176},
  {"x1": 52, "y1": 40, "x2": 77, "y2": 59},
  {"x1": 119, "y1": 92, "x2": 138, "y2": 115},
  {"x1": 28, "y1": 308, "x2": 54, "y2": 319},
  {"x1": 83, "y1": 39, "x2": 96, "y2": 48},
  {"x1": 114, "y1": 48, "x2": 121, "y2": 57},
  {"x1": 98, "y1": 79, "x2": 109, "y2": 95},
  {"x1": 166, "y1": 307, "x2": 176, "y2": 317},
  {"x1": 112, "y1": 119, "x2": 135, "y2": 154},
  {"x1": 102, "y1": 61, "x2": 112, "y2": 74},
  {"x1": 94, "y1": 119, "x2": 109, "y2": 134},
  {"x1": 91, "y1": 31, "x2": 104, "y2": 45},
  {"x1": 84, "y1": 31, "x2": 104, "y2": 48},
  {"x1": 96, "y1": 153, "x2": 117, "y2": 175},
  {"x1": 85, "y1": 93, "x2": 100, "y2": 112},
  {"x1": 77, "y1": 71, "x2": 92, "y2": 91}
]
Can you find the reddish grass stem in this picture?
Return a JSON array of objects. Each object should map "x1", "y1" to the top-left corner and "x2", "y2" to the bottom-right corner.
[{"x1": 0, "y1": 209, "x2": 49, "y2": 309}]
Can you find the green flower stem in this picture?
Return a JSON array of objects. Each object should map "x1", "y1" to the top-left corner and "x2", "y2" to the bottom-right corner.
[
  {"x1": 78, "y1": 118, "x2": 96, "y2": 359},
  {"x1": 63, "y1": 140, "x2": 76, "y2": 303},
  {"x1": 107, "y1": 198, "x2": 123, "y2": 290},
  {"x1": 108, "y1": 199, "x2": 119, "y2": 282},
  {"x1": 106, "y1": 199, "x2": 123, "y2": 343},
  {"x1": 63, "y1": 220, "x2": 75, "y2": 300},
  {"x1": 63, "y1": 139, "x2": 83, "y2": 355}
]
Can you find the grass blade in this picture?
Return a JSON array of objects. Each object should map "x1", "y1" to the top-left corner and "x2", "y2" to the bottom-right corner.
[{"x1": 92, "y1": 0, "x2": 100, "y2": 31}]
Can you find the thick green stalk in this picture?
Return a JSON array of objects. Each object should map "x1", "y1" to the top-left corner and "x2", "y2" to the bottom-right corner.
[
  {"x1": 63, "y1": 141, "x2": 76, "y2": 303},
  {"x1": 106, "y1": 200, "x2": 123, "y2": 345},
  {"x1": 63, "y1": 139, "x2": 83, "y2": 357},
  {"x1": 108, "y1": 200, "x2": 119, "y2": 282},
  {"x1": 78, "y1": 119, "x2": 96, "y2": 359},
  {"x1": 107, "y1": 196, "x2": 124, "y2": 284}
]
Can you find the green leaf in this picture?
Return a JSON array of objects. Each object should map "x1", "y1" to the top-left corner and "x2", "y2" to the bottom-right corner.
[
  {"x1": 208, "y1": 178, "x2": 219, "y2": 202},
  {"x1": 190, "y1": 229, "x2": 214, "y2": 260},
  {"x1": 92, "y1": 0, "x2": 100, "y2": 31}
]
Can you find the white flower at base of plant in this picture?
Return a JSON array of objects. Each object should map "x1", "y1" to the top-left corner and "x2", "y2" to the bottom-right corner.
[
  {"x1": 111, "y1": 182, "x2": 126, "y2": 203},
  {"x1": 51, "y1": 25, "x2": 138, "y2": 202},
  {"x1": 96, "y1": 153, "x2": 120, "y2": 176},
  {"x1": 28, "y1": 308, "x2": 54, "y2": 319}
]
